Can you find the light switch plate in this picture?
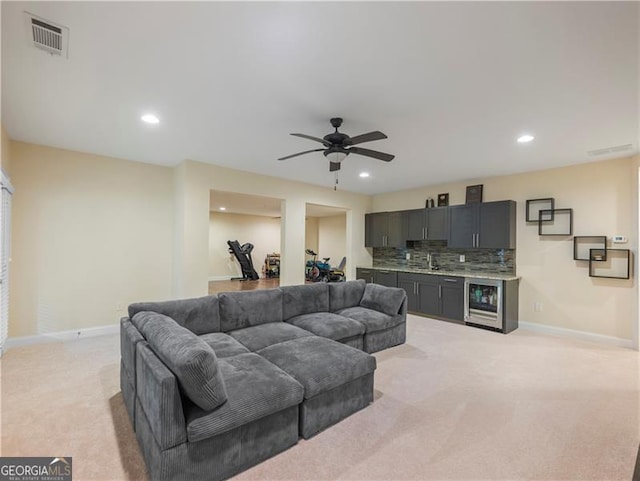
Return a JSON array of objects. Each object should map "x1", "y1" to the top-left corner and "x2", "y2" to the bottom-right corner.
[{"x1": 612, "y1": 235, "x2": 627, "y2": 243}]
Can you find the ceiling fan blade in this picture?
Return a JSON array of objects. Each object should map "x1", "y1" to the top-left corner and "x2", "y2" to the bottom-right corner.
[
  {"x1": 348, "y1": 147, "x2": 395, "y2": 162},
  {"x1": 347, "y1": 131, "x2": 388, "y2": 146},
  {"x1": 329, "y1": 162, "x2": 341, "y2": 172},
  {"x1": 290, "y1": 133, "x2": 332, "y2": 147},
  {"x1": 278, "y1": 148, "x2": 325, "y2": 161}
]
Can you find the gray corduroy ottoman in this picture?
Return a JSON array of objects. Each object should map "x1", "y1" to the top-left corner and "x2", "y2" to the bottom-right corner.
[{"x1": 257, "y1": 336, "x2": 377, "y2": 438}]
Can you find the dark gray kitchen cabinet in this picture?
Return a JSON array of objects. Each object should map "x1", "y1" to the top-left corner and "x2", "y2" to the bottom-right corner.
[
  {"x1": 397, "y1": 273, "x2": 463, "y2": 322},
  {"x1": 449, "y1": 201, "x2": 516, "y2": 249},
  {"x1": 406, "y1": 208, "x2": 448, "y2": 242},
  {"x1": 356, "y1": 268, "x2": 375, "y2": 284},
  {"x1": 439, "y1": 277, "x2": 464, "y2": 321},
  {"x1": 374, "y1": 269, "x2": 398, "y2": 288},
  {"x1": 397, "y1": 274, "x2": 420, "y2": 312},
  {"x1": 417, "y1": 275, "x2": 440, "y2": 317},
  {"x1": 365, "y1": 212, "x2": 406, "y2": 248}
]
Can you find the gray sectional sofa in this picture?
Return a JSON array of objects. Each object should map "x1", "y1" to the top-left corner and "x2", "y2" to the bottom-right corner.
[{"x1": 120, "y1": 280, "x2": 407, "y2": 481}]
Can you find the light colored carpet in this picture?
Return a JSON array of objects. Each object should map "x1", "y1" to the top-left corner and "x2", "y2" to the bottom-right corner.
[{"x1": 1, "y1": 315, "x2": 638, "y2": 480}]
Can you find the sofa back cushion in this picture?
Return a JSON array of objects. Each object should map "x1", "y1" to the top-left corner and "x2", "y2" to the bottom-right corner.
[
  {"x1": 128, "y1": 296, "x2": 220, "y2": 335},
  {"x1": 281, "y1": 283, "x2": 329, "y2": 320},
  {"x1": 132, "y1": 311, "x2": 227, "y2": 411},
  {"x1": 360, "y1": 283, "x2": 406, "y2": 316},
  {"x1": 328, "y1": 280, "x2": 366, "y2": 312},
  {"x1": 218, "y1": 288, "x2": 283, "y2": 332}
]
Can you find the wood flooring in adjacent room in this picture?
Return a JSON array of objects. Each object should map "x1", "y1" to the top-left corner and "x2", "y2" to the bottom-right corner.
[
  {"x1": 1, "y1": 315, "x2": 639, "y2": 480},
  {"x1": 208, "y1": 278, "x2": 280, "y2": 295}
]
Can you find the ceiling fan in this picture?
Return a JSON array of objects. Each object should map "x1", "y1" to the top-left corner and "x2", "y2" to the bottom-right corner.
[{"x1": 278, "y1": 118, "x2": 395, "y2": 172}]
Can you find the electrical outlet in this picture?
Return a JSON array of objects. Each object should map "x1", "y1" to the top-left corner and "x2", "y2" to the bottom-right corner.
[
  {"x1": 534, "y1": 302, "x2": 543, "y2": 312},
  {"x1": 116, "y1": 302, "x2": 123, "y2": 312},
  {"x1": 406, "y1": 252, "x2": 411, "y2": 260},
  {"x1": 612, "y1": 235, "x2": 627, "y2": 244},
  {"x1": 459, "y1": 255, "x2": 465, "y2": 263}
]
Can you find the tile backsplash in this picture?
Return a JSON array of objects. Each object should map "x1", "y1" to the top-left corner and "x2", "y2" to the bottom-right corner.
[{"x1": 373, "y1": 240, "x2": 515, "y2": 274}]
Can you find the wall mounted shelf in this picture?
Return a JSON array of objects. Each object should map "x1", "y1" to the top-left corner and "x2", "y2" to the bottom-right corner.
[
  {"x1": 573, "y1": 236, "x2": 607, "y2": 261},
  {"x1": 526, "y1": 198, "x2": 554, "y2": 223},
  {"x1": 589, "y1": 249, "x2": 631, "y2": 279},
  {"x1": 538, "y1": 208, "x2": 573, "y2": 236}
]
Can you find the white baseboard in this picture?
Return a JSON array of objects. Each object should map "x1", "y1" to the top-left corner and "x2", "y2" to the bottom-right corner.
[
  {"x1": 3, "y1": 324, "x2": 120, "y2": 350},
  {"x1": 519, "y1": 321, "x2": 634, "y2": 349},
  {"x1": 208, "y1": 276, "x2": 233, "y2": 281}
]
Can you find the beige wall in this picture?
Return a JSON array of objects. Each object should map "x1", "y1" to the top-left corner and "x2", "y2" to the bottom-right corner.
[
  {"x1": 372, "y1": 156, "x2": 638, "y2": 341},
  {"x1": 1, "y1": 124, "x2": 11, "y2": 175},
  {"x1": 9, "y1": 142, "x2": 174, "y2": 337},
  {"x1": 318, "y1": 214, "x2": 346, "y2": 270},
  {"x1": 305, "y1": 217, "x2": 319, "y2": 253},
  {"x1": 208, "y1": 212, "x2": 281, "y2": 279},
  {"x1": 173, "y1": 160, "x2": 372, "y2": 295}
]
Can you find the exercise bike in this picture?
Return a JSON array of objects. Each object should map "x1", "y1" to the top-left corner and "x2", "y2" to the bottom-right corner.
[{"x1": 305, "y1": 249, "x2": 331, "y2": 282}]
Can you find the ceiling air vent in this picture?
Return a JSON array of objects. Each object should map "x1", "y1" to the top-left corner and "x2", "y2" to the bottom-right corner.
[
  {"x1": 24, "y1": 12, "x2": 69, "y2": 58},
  {"x1": 587, "y1": 144, "x2": 633, "y2": 157}
]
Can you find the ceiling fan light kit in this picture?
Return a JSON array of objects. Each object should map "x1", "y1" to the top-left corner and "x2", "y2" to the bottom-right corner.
[{"x1": 278, "y1": 117, "x2": 395, "y2": 174}]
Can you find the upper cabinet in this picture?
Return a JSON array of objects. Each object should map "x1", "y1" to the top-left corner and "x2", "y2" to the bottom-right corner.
[
  {"x1": 449, "y1": 200, "x2": 516, "y2": 249},
  {"x1": 365, "y1": 212, "x2": 406, "y2": 247},
  {"x1": 406, "y1": 207, "x2": 449, "y2": 242},
  {"x1": 366, "y1": 200, "x2": 515, "y2": 250}
]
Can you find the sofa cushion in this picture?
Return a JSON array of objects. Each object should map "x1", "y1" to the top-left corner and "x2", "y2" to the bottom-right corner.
[
  {"x1": 185, "y1": 353, "x2": 304, "y2": 441},
  {"x1": 257, "y1": 336, "x2": 376, "y2": 399},
  {"x1": 228, "y1": 322, "x2": 314, "y2": 352},
  {"x1": 281, "y1": 283, "x2": 329, "y2": 320},
  {"x1": 286, "y1": 312, "x2": 365, "y2": 342},
  {"x1": 334, "y1": 306, "x2": 404, "y2": 333},
  {"x1": 128, "y1": 296, "x2": 220, "y2": 335},
  {"x1": 218, "y1": 289, "x2": 283, "y2": 331},
  {"x1": 199, "y1": 333, "x2": 250, "y2": 358},
  {"x1": 131, "y1": 311, "x2": 227, "y2": 411},
  {"x1": 328, "y1": 280, "x2": 366, "y2": 312},
  {"x1": 360, "y1": 283, "x2": 406, "y2": 316}
]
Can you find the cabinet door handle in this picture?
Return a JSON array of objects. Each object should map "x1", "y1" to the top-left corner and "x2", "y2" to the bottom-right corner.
[
  {"x1": 438, "y1": 285, "x2": 442, "y2": 298},
  {"x1": 416, "y1": 282, "x2": 419, "y2": 295},
  {"x1": 443, "y1": 278, "x2": 458, "y2": 283}
]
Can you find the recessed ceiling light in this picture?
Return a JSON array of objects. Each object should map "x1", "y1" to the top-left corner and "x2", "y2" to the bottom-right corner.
[
  {"x1": 359, "y1": 172, "x2": 370, "y2": 178},
  {"x1": 517, "y1": 134, "x2": 534, "y2": 143},
  {"x1": 219, "y1": 207, "x2": 226, "y2": 211},
  {"x1": 141, "y1": 114, "x2": 160, "y2": 124}
]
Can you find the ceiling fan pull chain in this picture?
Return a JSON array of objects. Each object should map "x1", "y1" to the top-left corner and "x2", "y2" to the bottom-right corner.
[{"x1": 334, "y1": 171, "x2": 339, "y2": 190}]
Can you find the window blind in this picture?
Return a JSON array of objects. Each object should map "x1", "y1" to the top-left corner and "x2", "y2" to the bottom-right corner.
[{"x1": 1, "y1": 172, "x2": 14, "y2": 356}]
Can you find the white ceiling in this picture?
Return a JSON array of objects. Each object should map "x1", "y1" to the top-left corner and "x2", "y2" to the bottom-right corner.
[
  {"x1": 2, "y1": 2, "x2": 638, "y2": 195},
  {"x1": 209, "y1": 190, "x2": 346, "y2": 218}
]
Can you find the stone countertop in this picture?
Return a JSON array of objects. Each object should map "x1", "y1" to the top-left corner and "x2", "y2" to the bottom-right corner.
[{"x1": 357, "y1": 265, "x2": 520, "y2": 281}]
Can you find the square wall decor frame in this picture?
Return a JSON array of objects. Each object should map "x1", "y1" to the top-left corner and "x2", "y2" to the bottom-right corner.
[
  {"x1": 538, "y1": 208, "x2": 573, "y2": 236},
  {"x1": 573, "y1": 236, "x2": 607, "y2": 261},
  {"x1": 526, "y1": 198, "x2": 554, "y2": 222},
  {"x1": 589, "y1": 248, "x2": 631, "y2": 279}
]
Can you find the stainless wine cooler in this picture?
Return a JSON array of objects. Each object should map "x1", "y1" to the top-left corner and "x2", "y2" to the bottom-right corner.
[{"x1": 464, "y1": 278, "x2": 504, "y2": 330}]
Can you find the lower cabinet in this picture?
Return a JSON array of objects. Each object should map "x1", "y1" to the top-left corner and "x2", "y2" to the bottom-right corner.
[
  {"x1": 356, "y1": 268, "x2": 375, "y2": 284},
  {"x1": 398, "y1": 273, "x2": 464, "y2": 322},
  {"x1": 374, "y1": 270, "x2": 398, "y2": 288},
  {"x1": 356, "y1": 268, "x2": 398, "y2": 288}
]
